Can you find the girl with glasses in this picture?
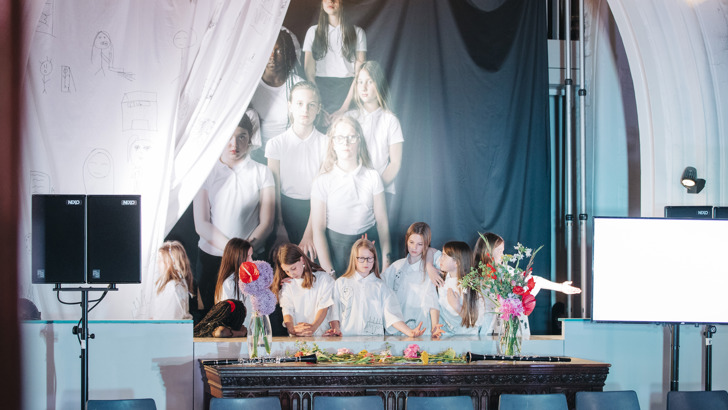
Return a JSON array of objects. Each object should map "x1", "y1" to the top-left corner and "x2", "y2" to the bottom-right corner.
[
  {"x1": 329, "y1": 238, "x2": 425, "y2": 336},
  {"x1": 382, "y1": 222, "x2": 444, "y2": 338},
  {"x1": 271, "y1": 243, "x2": 340, "y2": 336},
  {"x1": 303, "y1": 0, "x2": 367, "y2": 123},
  {"x1": 310, "y1": 116, "x2": 392, "y2": 277},
  {"x1": 266, "y1": 81, "x2": 327, "y2": 257}
]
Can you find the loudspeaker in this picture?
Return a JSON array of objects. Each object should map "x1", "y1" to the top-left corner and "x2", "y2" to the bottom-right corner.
[
  {"x1": 714, "y1": 207, "x2": 728, "y2": 219},
  {"x1": 664, "y1": 206, "x2": 713, "y2": 219},
  {"x1": 87, "y1": 195, "x2": 141, "y2": 283},
  {"x1": 32, "y1": 195, "x2": 87, "y2": 284}
]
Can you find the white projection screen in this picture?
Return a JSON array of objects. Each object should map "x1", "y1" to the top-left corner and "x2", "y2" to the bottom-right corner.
[{"x1": 592, "y1": 217, "x2": 728, "y2": 324}]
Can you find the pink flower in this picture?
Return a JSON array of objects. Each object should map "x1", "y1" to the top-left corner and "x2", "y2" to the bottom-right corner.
[
  {"x1": 498, "y1": 295, "x2": 525, "y2": 321},
  {"x1": 403, "y1": 344, "x2": 420, "y2": 358},
  {"x1": 337, "y1": 348, "x2": 352, "y2": 355}
]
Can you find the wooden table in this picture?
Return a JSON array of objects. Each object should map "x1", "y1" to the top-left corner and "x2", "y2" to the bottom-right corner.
[{"x1": 200, "y1": 358, "x2": 610, "y2": 409}]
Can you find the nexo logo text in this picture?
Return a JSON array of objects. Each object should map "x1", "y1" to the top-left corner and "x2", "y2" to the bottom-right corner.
[
  {"x1": 121, "y1": 200, "x2": 137, "y2": 206},
  {"x1": 698, "y1": 210, "x2": 710, "y2": 215},
  {"x1": 66, "y1": 200, "x2": 81, "y2": 205}
]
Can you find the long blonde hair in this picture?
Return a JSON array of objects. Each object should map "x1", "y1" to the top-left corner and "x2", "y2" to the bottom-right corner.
[
  {"x1": 404, "y1": 222, "x2": 432, "y2": 281},
  {"x1": 156, "y1": 241, "x2": 193, "y2": 295},
  {"x1": 443, "y1": 241, "x2": 478, "y2": 328},
  {"x1": 342, "y1": 238, "x2": 380, "y2": 279},
  {"x1": 320, "y1": 116, "x2": 373, "y2": 174}
]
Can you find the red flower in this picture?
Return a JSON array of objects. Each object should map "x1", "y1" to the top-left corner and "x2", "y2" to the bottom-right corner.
[
  {"x1": 526, "y1": 277, "x2": 535, "y2": 291},
  {"x1": 294, "y1": 351, "x2": 304, "y2": 357},
  {"x1": 239, "y1": 261, "x2": 260, "y2": 284},
  {"x1": 486, "y1": 263, "x2": 496, "y2": 274},
  {"x1": 513, "y1": 286, "x2": 525, "y2": 295},
  {"x1": 522, "y1": 293, "x2": 536, "y2": 316}
]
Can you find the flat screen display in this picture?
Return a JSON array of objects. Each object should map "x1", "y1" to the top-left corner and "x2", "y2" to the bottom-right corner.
[{"x1": 592, "y1": 217, "x2": 728, "y2": 324}]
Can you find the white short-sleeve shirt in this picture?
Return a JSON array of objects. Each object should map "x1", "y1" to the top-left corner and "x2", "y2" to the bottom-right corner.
[
  {"x1": 265, "y1": 127, "x2": 328, "y2": 200},
  {"x1": 346, "y1": 108, "x2": 404, "y2": 194},
  {"x1": 331, "y1": 272, "x2": 404, "y2": 335},
  {"x1": 437, "y1": 273, "x2": 481, "y2": 335},
  {"x1": 302, "y1": 25, "x2": 367, "y2": 78},
  {"x1": 150, "y1": 281, "x2": 192, "y2": 320},
  {"x1": 310, "y1": 164, "x2": 383, "y2": 235},
  {"x1": 278, "y1": 270, "x2": 335, "y2": 336},
  {"x1": 382, "y1": 257, "x2": 439, "y2": 334},
  {"x1": 250, "y1": 74, "x2": 304, "y2": 145},
  {"x1": 197, "y1": 156, "x2": 274, "y2": 256},
  {"x1": 219, "y1": 275, "x2": 254, "y2": 331}
]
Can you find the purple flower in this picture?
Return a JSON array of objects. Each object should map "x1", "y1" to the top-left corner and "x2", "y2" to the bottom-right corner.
[
  {"x1": 240, "y1": 260, "x2": 274, "y2": 296},
  {"x1": 251, "y1": 288, "x2": 276, "y2": 316}
]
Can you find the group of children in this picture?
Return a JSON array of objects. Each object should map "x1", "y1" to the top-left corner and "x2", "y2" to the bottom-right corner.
[{"x1": 155, "y1": 221, "x2": 581, "y2": 339}]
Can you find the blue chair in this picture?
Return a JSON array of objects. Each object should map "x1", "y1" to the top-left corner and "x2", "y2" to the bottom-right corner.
[
  {"x1": 667, "y1": 390, "x2": 728, "y2": 410},
  {"x1": 313, "y1": 395, "x2": 384, "y2": 410},
  {"x1": 87, "y1": 399, "x2": 157, "y2": 410},
  {"x1": 406, "y1": 395, "x2": 473, "y2": 410},
  {"x1": 210, "y1": 396, "x2": 282, "y2": 410},
  {"x1": 499, "y1": 393, "x2": 568, "y2": 410},
  {"x1": 576, "y1": 391, "x2": 640, "y2": 410}
]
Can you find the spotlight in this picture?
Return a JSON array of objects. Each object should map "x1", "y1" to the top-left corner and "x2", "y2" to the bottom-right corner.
[{"x1": 680, "y1": 166, "x2": 705, "y2": 194}]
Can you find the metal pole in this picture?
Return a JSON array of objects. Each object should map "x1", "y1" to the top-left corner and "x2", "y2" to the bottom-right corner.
[
  {"x1": 671, "y1": 324, "x2": 680, "y2": 391},
  {"x1": 564, "y1": 0, "x2": 574, "y2": 318},
  {"x1": 577, "y1": 0, "x2": 588, "y2": 318},
  {"x1": 81, "y1": 291, "x2": 89, "y2": 409}
]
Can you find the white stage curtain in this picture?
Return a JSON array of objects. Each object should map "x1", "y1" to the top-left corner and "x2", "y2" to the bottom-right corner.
[
  {"x1": 603, "y1": 0, "x2": 728, "y2": 215},
  {"x1": 19, "y1": 0, "x2": 289, "y2": 319}
]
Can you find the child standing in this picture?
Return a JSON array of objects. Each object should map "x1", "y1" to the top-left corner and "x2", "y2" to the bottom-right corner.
[
  {"x1": 310, "y1": 116, "x2": 392, "y2": 276},
  {"x1": 382, "y1": 222, "x2": 442, "y2": 338},
  {"x1": 151, "y1": 241, "x2": 193, "y2": 320},
  {"x1": 330, "y1": 238, "x2": 425, "y2": 336},
  {"x1": 266, "y1": 81, "x2": 328, "y2": 254},
  {"x1": 303, "y1": 0, "x2": 367, "y2": 120},
  {"x1": 438, "y1": 241, "x2": 483, "y2": 335},
  {"x1": 271, "y1": 243, "x2": 338, "y2": 336},
  {"x1": 346, "y1": 61, "x2": 403, "y2": 199}
]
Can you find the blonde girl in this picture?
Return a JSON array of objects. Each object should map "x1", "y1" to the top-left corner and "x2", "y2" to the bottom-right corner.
[
  {"x1": 151, "y1": 241, "x2": 193, "y2": 320},
  {"x1": 310, "y1": 115, "x2": 392, "y2": 276},
  {"x1": 303, "y1": 0, "x2": 367, "y2": 119},
  {"x1": 266, "y1": 81, "x2": 327, "y2": 255},
  {"x1": 346, "y1": 61, "x2": 403, "y2": 197},
  {"x1": 438, "y1": 241, "x2": 482, "y2": 335},
  {"x1": 272, "y1": 243, "x2": 338, "y2": 336},
  {"x1": 330, "y1": 238, "x2": 425, "y2": 336},
  {"x1": 382, "y1": 222, "x2": 443, "y2": 338}
]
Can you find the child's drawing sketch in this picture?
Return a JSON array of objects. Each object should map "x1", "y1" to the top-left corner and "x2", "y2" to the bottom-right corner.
[
  {"x1": 30, "y1": 171, "x2": 52, "y2": 194},
  {"x1": 122, "y1": 91, "x2": 158, "y2": 131},
  {"x1": 36, "y1": 0, "x2": 54, "y2": 36},
  {"x1": 40, "y1": 57, "x2": 53, "y2": 94},
  {"x1": 83, "y1": 149, "x2": 114, "y2": 194},
  {"x1": 91, "y1": 31, "x2": 135, "y2": 81},
  {"x1": 61, "y1": 65, "x2": 76, "y2": 93},
  {"x1": 127, "y1": 136, "x2": 152, "y2": 192},
  {"x1": 171, "y1": 30, "x2": 198, "y2": 84}
]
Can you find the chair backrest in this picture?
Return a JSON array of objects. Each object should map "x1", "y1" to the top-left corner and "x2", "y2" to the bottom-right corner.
[
  {"x1": 406, "y1": 395, "x2": 473, "y2": 410},
  {"x1": 313, "y1": 395, "x2": 384, "y2": 410},
  {"x1": 576, "y1": 391, "x2": 640, "y2": 410},
  {"x1": 499, "y1": 393, "x2": 568, "y2": 410},
  {"x1": 87, "y1": 399, "x2": 157, "y2": 410},
  {"x1": 210, "y1": 396, "x2": 282, "y2": 410},
  {"x1": 667, "y1": 390, "x2": 728, "y2": 410}
]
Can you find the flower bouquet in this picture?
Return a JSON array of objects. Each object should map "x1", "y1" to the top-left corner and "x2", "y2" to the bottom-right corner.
[
  {"x1": 239, "y1": 261, "x2": 276, "y2": 358},
  {"x1": 460, "y1": 236, "x2": 542, "y2": 356}
]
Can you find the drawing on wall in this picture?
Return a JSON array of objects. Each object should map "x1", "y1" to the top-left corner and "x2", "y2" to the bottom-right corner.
[
  {"x1": 91, "y1": 31, "x2": 135, "y2": 81},
  {"x1": 171, "y1": 30, "x2": 198, "y2": 84},
  {"x1": 127, "y1": 136, "x2": 153, "y2": 192},
  {"x1": 36, "y1": 0, "x2": 54, "y2": 36},
  {"x1": 40, "y1": 57, "x2": 53, "y2": 94},
  {"x1": 122, "y1": 91, "x2": 158, "y2": 131},
  {"x1": 61, "y1": 65, "x2": 76, "y2": 93},
  {"x1": 83, "y1": 149, "x2": 114, "y2": 194},
  {"x1": 30, "y1": 171, "x2": 52, "y2": 194}
]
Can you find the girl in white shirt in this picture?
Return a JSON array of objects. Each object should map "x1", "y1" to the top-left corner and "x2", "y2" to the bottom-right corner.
[
  {"x1": 330, "y1": 238, "x2": 425, "y2": 336},
  {"x1": 382, "y1": 222, "x2": 443, "y2": 338},
  {"x1": 310, "y1": 115, "x2": 392, "y2": 276},
  {"x1": 266, "y1": 81, "x2": 327, "y2": 255},
  {"x1": 212, "y1": 238, "x2": 255, "y2": 331},
  {"x1": 438, "y1": 241, "x2": 482, "y2": 335},
  {"x1": 303, "y1": 0, "x2": 367, "y2": 120},
  {"x1": 271, "y1": 243, "x2": 338, "y2": 336},
  {"x1": 151, "y1": 241, "x2": 193, "y2": 320},
  {"x1": 346, "y1": 61, "x2": 403, "y2": 197}
]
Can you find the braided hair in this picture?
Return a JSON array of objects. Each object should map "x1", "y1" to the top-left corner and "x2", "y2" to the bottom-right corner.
[{"x1": 193, "y1": 299, "x2": 246, "y2": 337}]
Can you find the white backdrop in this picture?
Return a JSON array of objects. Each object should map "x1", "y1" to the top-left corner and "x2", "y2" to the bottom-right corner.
[{"x1": 19, "y1": 0, "x2": 289, "y2": 319}]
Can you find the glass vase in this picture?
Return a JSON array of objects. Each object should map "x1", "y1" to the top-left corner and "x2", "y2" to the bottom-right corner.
[
  {"x1": 247, "y1": 311, "x2": 272, "y2": 358},
  {"x1": 497, "y1": 315, "x2": 523, "y2": 356}
]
